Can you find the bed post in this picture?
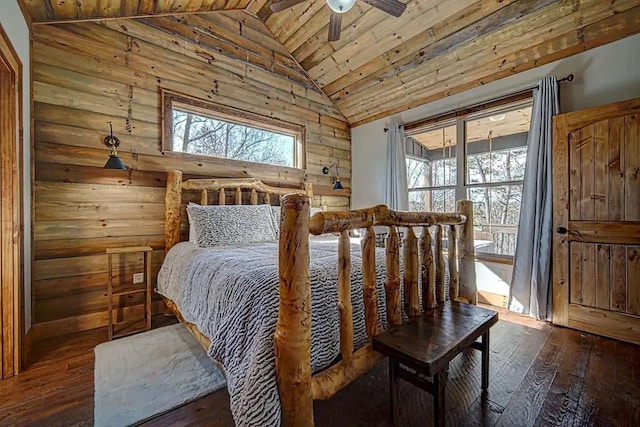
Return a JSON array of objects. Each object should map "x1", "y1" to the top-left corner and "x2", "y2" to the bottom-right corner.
[
  {"x1": 276, "y1": 194, "x2": 313, "y2": 427},
  {"x1": 165, "y1": 170, "x2": 183, "y2": 252},
  {"x1": 304, "y1": 182, "x2": 313, "y2": 202},
  {"x1": 457, "y1": 200, "x2": 477, "y2": 304}
]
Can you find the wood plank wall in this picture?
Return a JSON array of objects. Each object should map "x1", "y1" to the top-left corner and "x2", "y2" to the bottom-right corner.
[{"x1": 31, "y1": 11, "x2": 351, "y2": 339}]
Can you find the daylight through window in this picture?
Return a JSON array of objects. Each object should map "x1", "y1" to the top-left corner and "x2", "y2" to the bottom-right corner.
[
  {"x1": 405, "y1": 99, "x2": 532, "y2": 258},
  {"x1": 162, "y1": 91, "x2": 304, "y2": 169}
]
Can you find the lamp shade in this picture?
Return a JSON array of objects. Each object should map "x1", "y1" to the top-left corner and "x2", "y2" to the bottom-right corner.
[
  {"x1": 326, "y1": 0, "x2": 356, "y2": 13},
  {"x1": 104, "y1": 154, "x2": 127, "y2": 170},
  {"x1": 333, "y1": 180, "x2": 344, "y2": 190}
]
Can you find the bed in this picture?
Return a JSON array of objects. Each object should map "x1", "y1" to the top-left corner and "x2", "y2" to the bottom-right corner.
[{"x1": 160, "y1": 170, "x2": 477, "y2": 426}]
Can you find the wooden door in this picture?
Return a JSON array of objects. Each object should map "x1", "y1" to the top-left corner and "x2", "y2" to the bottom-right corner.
[
  {"x1": 553, "y1": 98, "x2": 640, "y2": 345},
  {"x1": 0, "y1": 24, "x2": 23, "y2": 379}
]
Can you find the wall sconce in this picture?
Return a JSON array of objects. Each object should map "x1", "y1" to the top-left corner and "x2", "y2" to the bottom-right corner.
[
  {"x1": 322, "y1": 162, "x2": 343, "y2": 190},
  {"x1": 103, "y1": 122, "x2": 126, "y2": 170}
]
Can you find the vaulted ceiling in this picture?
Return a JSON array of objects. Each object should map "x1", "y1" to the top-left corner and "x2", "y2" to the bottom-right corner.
[{"x1": 19, "y1": 0, "x2": 640, "y2": 126}]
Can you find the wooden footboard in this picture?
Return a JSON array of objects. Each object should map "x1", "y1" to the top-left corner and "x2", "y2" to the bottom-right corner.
[{"x1": 276, "y1": 194, "x2": 476, "y2": 427}]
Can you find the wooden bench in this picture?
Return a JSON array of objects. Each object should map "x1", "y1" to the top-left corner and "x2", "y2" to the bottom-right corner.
[{"x1": 372, "y1": 302, "x2": 498, "y2": 426}]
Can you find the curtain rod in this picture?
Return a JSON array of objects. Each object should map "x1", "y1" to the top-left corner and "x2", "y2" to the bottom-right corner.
[{"x1": 383, "y1": 74, "x2": 574, "y2": 132}]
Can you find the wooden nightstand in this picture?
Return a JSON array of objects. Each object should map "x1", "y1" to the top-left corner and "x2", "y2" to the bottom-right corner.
[{"x1": 106, "y1": 246, "x2": 153, "y2": 340}]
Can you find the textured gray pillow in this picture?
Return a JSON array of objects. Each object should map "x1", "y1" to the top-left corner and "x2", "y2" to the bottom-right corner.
[{"x1": 187, "y1": 204, "x2": 278, "y2": 247}]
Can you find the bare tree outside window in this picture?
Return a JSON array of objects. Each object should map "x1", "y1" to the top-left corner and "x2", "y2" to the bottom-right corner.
[
  {"x1": 407, "y1": 157, "x2": 429, "y2": 211},
  {"x1": 407, "y1": 157, "x2": 456, "y2": 213},
  {"x1": 466, "y1": 147, "x2": 527, "y2": 256},
  {"x1": 172, "y1": 110, "x2": 295, "y2": 167}
]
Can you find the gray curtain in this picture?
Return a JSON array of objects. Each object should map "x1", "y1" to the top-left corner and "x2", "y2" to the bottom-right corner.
[
  {"x1": 508, "y1": 76, "x2": 559, "y2": 321},
  {"x1": 384, "y1": 124, "x2": 409, "y2": 210}
]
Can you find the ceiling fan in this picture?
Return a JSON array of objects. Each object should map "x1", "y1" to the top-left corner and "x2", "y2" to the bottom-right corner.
[{"x1": 269, "y1": 0, "x2": 407, "y2": 42}]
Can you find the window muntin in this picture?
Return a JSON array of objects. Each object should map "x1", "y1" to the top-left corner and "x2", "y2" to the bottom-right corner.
[
  {"x1": 162, "y1": 91, "x2": 305, "y2": 169},
  {"x1": 405, "y1": 100, "x2": 532, "y2": 258},
  {"x1": 408, "y1": 188, "x2": 456, "y2": 213}
]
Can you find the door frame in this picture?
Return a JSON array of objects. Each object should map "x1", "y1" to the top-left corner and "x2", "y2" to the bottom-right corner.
[
  {"x1": 0, "y1": 23, "x2": 24, "y2": 379},
  {"x1": 552, "y1": 97, "x2": 640, "y2": 344}
]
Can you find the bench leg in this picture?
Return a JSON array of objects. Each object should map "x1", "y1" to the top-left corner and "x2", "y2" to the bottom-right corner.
[
  {"x1": 481, "y1": 331, "x2": 490, "y2": 391},
  {"x1": 389, "y1": 359, "x2": 400, "y2": 426},
  {"x1": 433, "y1": 369, "x2": 446, "y2": 427}
]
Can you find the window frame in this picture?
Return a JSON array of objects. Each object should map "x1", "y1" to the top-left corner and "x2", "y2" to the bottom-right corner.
[
  {"x1": 405, "y1": 97, "x2": 533, "y2": 262},
  {"x1": 161, "y1": 90, "x2": 306, "y2": 169}
]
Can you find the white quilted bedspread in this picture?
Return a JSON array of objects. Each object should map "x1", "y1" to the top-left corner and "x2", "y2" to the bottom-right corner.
[{"x1": 156, "y1": 240, "x2": 391, "y2": 426}]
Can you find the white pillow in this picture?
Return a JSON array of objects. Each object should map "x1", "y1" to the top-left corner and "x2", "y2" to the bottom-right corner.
[{"x1": 187, "y1": 204, "x2": 278, "y2": 247}]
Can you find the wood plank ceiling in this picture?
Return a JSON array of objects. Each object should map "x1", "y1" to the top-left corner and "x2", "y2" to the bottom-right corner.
[{"x1": 19, "y1": 0, "x2": 640, "y2": 126}]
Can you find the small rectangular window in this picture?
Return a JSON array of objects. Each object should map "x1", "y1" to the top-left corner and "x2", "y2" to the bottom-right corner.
[{"x1": 162, "y1": 91, "x2": 305, "y2": 169}]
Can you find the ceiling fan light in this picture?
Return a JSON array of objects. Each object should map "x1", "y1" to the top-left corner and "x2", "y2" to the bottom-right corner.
[
  {"x1": 488, "y1": 113, "x2": 506, "y2": 122},
  {"x1": 326, "y1": 0, "x2": 356, "y2": 14}
]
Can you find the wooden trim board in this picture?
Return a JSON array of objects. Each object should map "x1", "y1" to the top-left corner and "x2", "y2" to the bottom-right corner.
[
  {"x1": 0, "y1": 22, "x2": 24, "y2": 378},
  {"x1": 477, "y1": 290, "x2": 508, "y2": 309},
  {"x1": 29, "y1": 300, "x2": 164, "y2": 342},
  {"x1": 568, "y1": 304, "x2": 640, "y2": 346}
]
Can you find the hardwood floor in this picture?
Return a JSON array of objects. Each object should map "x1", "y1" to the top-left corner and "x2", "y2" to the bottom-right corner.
[{"x1": 0, "y1": 309, "x2": 638, "y2": 427}]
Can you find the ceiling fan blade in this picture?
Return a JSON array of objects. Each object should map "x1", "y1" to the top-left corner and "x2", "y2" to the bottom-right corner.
[
  {"x1": 328, "y1": 13, "x2": 342, "y2": 42},
  {"x1": 270, "y1": 0, "x2": 307, "y2": 13},
  {"x1": 360, "y1": 0, "x2": 406, "y2": 17}
]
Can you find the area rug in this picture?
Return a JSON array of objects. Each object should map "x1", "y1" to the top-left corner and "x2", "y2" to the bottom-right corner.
[{"x1": 94, "y1": 323, "x2": 226, "y2": 426}]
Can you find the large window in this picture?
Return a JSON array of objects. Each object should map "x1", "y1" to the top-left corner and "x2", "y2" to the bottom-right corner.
[
  {"x1": 162, "y1": 91, "x2": 305, "y2": 168},
  {"x1": 406, "y1": 100, "x2": 532, "y2": 258}
]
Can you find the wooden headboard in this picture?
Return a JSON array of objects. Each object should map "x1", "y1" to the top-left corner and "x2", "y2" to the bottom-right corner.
[{"x1": 164, "y1": 170, "x2": 313, "y2": 251}]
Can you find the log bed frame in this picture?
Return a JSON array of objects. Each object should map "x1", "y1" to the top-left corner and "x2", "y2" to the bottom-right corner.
[{"x1": 163, "y1": 170, "x2": 477, "y2": 427}]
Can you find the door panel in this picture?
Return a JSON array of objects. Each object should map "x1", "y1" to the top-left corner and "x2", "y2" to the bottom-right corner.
[
  {"x1": 594, "y1": 243, "x2": 610, "y2": 310},
  {"x1": 580, "y1": 242, "x2": 597, "y2": 307},
  {"x1": 594, "y1": 121, "x2": 609, "y2": 221},
  {"x1": 569, "y1": 114, "x2": 640, "y2": 222},
  {"x1": 553, "y1": 97, "x2": 640, "y2": 345},
  {"x1": 609, "y1": 117, "x2": 625, "y2": 221},
  {"x1": 610, "y1": 244, "x2": 627, "y2": 312},
  {"x1": 629, "y1": 246, "x2": 640, "y2": 316},
  {"x1": 569, "y1": 241, "x2": 582, "y2": 305},
  {"x1": 626, "y1": 116, "x2": 639, "y2": 221},
  {"x1": 578, "y1": 125, "x2": 595, "y2": 220},
  {"x1": 569, "y1": 242, "x2": 640, "y2": 315}
]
